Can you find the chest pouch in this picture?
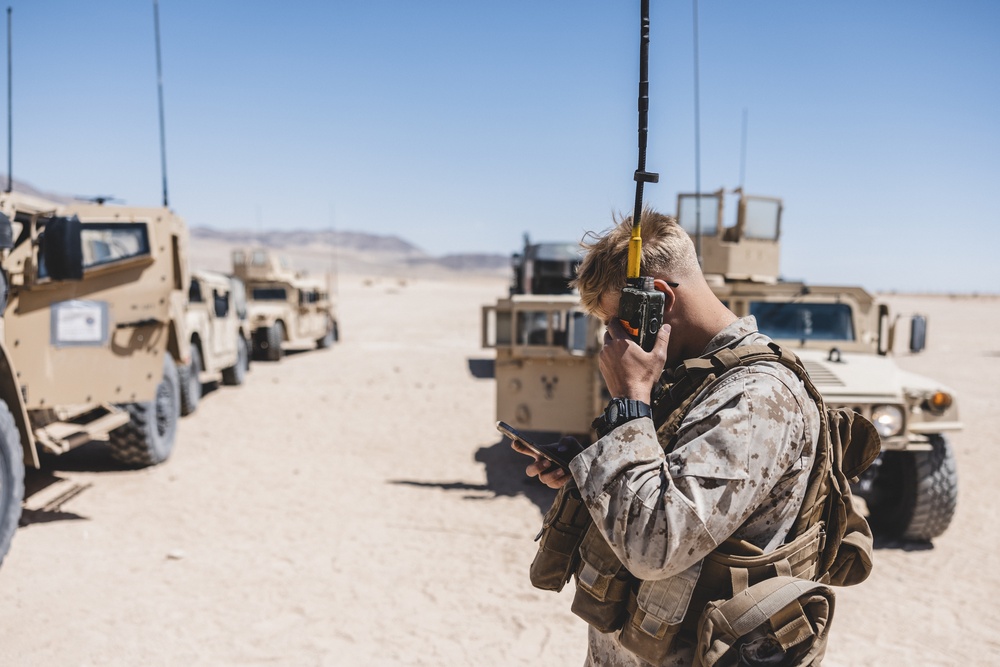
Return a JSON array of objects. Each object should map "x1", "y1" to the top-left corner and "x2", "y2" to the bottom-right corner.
[
  {"x1": 617, "y1": 561, "x2": 703, "y2": 663},
  {"x1": 529, "y1": 483, "x2": 591, "y2": 592},
  {"x1": 570, "y1": 524, "x2": 634, "y2": 633}
]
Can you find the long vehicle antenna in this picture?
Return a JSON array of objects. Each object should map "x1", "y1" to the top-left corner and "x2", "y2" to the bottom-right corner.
[
  {"x1": 153, "y1": 0, "x2": 169, "y2": 207},
  {"x1": 692, "y1": 0, "x2": 702, "y2": 264},
  {"x1": 739, "y1": 107, "x2": 748, "y2": 190},
  {"x1": 627, "y1": 0, "x2": 659, "y2": 280},
  {"x1": 6, "y1": 6, "x2": 11, "y2": 193}
]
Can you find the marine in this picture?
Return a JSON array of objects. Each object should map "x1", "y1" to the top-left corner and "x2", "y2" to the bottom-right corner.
[{"x1": 516, "y1": 210, "x2": 876, "y2": 666}]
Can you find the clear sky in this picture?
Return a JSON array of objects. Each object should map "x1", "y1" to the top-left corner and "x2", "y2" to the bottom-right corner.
[{"x1": 9, "y1": 1, "x2": 999, "y2": 292}]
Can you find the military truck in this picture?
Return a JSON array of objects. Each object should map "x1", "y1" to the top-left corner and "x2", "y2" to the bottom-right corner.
[
  {"x1": 509, "y1": 234, "x2": 582, "y2": 296},
  {"x1": 0, "y1": 191, "x2": 192, "y2": 565},
  {"x1": 179, "y1": 269, "x2": 252, "y2": 415},
  {"x1": 483, "y1": 190, "x2": 961, "y2": 541},
  {"x1": 231, "y1": 247, "x2": 338, "y2": 362}
]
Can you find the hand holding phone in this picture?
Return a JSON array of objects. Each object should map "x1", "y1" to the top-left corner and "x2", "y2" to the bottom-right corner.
[{"x1": 497, "y1": 421, "x2": 583, "y2": 474}]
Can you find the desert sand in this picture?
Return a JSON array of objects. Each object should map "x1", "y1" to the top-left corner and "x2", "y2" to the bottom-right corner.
[{"x1": 0, "y1": 273, "x2": 997, "y2": 666}]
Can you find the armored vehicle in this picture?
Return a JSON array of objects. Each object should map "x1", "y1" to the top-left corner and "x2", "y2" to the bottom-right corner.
[
  {"x1": 179, "y1": 269, "x2": 252, "y2": 415},
  {"x1": 231, "y1": 248, "x2": 338, "y2": 362},
  {"x1": 483, "y1": 190, "x2": 961, "y2": 541},
  {"x1": 0, "y1": 191, "x2": 192, "y2": 565},
  {"x1": 509, "y1": 235, "x2": 582, "y2": 296}
]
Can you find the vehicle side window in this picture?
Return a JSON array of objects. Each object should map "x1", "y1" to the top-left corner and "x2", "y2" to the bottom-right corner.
[
  {"x1": 516, "y1": 310, "x2": 573, "y2": 346},
  {"x1": 79, "y1": 222, "x2": 151, "y2": 270},
  {"x1": 189, "y1": 279, "x2": 203, "y2": 303},
  {"x1": 213, "y1": 289, "x2": 230, "y2": 318}
]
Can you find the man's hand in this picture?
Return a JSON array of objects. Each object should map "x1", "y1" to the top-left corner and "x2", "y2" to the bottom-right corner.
[
  {"x1": 599, "y1": 319, "x2": 670, "y2": 402},
  {"x1": 510, "y1": 439, "x2": 571, "y2": 489}
]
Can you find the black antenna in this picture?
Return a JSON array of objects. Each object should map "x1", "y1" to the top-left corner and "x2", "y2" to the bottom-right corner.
[
  {"x1": 153, "y1": 0, "x2": 169, "y2": 207},
  {"x1": 632, "y1": 0, "x2": 659, "y2": 229},
  {"x1": 692, "y1": 0, "x2": 702, "y2": 264},
  {"x1": 626, "y1": 0, "x2": 659, "y2": 281},
  {"x1": 739, "y1": 107, "x2": 748, "y2": 190},
  {"x1": 6, "y1": 7, "x2": 11, "y2": 194}
]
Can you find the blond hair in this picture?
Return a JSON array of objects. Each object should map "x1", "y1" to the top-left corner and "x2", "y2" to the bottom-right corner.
[{"x1": 572, "y1": 208, "x2": 700, "y2": 314}]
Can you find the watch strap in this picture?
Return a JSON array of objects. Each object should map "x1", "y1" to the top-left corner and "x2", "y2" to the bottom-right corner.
[{"x1": 592, "y1": 398, "x2": 652, "y2": 439}]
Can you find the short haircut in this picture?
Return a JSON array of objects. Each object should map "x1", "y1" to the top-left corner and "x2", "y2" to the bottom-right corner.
[{"x1": 572, "y1": 208, "x2": 700, "y2": 314}]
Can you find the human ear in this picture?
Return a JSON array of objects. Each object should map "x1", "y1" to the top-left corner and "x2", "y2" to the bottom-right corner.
[{"x1": 652, "y1": 278, "x2": 677, "y2": 314}]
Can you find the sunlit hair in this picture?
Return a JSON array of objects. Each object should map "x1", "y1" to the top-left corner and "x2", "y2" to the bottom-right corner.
[{"x1": 571, "y1": 208, "x2": 700, "y2": 315}]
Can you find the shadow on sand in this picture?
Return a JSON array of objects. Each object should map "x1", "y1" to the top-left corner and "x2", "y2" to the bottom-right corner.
[
  {"x1": 389, "y1": 436, "x2": 557, "y2": 515},
  {"x1": 466, "y1": 358, "x2": 495, "y2": 379}
]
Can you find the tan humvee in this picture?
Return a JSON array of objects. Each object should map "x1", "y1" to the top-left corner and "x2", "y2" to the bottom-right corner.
[
  {"x1": 0, "y1": 191, "x2": 192, "y2": 565},
  {"x1": 231, "y1": 247, "x2": 338, "y2": 361},
  {"x1": 484, "y1": 190, "x2": 961, "y2": 541},
  {"x1": 178, "y1": 269, "x2": 252, "y2": 415}
]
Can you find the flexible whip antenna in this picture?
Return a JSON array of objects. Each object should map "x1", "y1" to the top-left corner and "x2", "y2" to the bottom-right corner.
[
  {"x1": 153, "y1": 0, "x2": 169, "y2": 207},
  {"x1": 6, "y1": 7, "x2": 11, "y2": 194},
  {"x1": 628, "y1": 0, "x2": 659, "y2": 280}
]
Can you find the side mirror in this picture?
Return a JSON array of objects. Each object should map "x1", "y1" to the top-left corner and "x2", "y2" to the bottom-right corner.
[
  {"x1": 40, "y1": 216, "x2": 84, "y2": 281},
  {"x1": 910, "y1": 315, "x2": 927, "y2": 353},
  {"x1": 876, "y1": 304, "x2": 890, "y2": 355}
]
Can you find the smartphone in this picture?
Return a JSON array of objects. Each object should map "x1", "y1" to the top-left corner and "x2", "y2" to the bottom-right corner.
[{"x1": 497, "y1": 421, "x2": 582, "y2": 473}]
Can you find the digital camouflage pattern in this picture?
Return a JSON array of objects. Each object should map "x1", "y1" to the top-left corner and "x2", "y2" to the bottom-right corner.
[{"x1": 568, "y1": 317, "x2": 821, "y2": 666}]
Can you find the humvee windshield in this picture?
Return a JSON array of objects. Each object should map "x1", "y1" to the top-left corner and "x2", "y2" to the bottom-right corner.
[
  {"x1": 750, "y1": 301, "x2": 854, "y2": 341},
  {"x1": 252, "y1": 287, "x2": 287, "y2": 301}
]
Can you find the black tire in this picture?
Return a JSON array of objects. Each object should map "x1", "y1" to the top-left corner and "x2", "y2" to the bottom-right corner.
[
  {"x1": 109, "y1": 355, "x2": 181, "y2": 467},
  {"x1": 868, "y1": 435, "x2": 958, "y2": 541},
  {"x1": 262, "y1": 322, "x2": 284, "y2": 362},
  {"x1": 178, "y1": 344, "x2": 202, "y2": 416},
  {"x1": 0, "y1": 401, "x2": 24, "y2": 567},
  {"x1": 222, "y1": 335, "x2": 249, "y2": 386},
  {"x1": 316, "y1": 318, "x2": 335, "y2": 349}
]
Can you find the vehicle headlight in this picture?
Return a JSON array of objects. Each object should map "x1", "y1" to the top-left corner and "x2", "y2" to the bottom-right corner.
[
  {"x1": 871, "y1": 404, "x2": 904, "y2": 437},
  {"x1": 923, "y1": 391, "x2": 953, "y2": 415}
]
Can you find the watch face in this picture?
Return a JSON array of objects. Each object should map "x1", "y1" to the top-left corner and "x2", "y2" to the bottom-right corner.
[{"x1": 607, "y1": 401, "x2": 620, "y2": 422}]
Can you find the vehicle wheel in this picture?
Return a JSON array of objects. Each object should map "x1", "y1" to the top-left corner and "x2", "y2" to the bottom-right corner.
[
  {"x1": 0, "y1": 401, "x2": 24, "y2": 567},
  {"x1": 316, "y1": 318, "x2": 335, "y2": 349},
  {"x1": 178, "y1": 344, "x2": 202, "y2": 416},
  {"x1": 867, "y1": 435, "x2": 958, "y2": 541},
  {"x1": 109, "y1": 355, "x2": 181, "y2": 467},
  {"x1": 262, "y1": 322, "x2": 284, "y2": 362},
  {"x1": 222, "y1": 335, "x2": 249, "y2": 386}
]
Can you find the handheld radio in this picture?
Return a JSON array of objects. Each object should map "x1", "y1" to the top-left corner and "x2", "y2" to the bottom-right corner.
[{"x1": 618, "y1": 0, "x2": 664, "y2": 353}]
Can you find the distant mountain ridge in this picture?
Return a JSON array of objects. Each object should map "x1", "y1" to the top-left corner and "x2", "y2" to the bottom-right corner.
[{"x1": 190, "y1": 225, "x2": 510, "y2": 276}]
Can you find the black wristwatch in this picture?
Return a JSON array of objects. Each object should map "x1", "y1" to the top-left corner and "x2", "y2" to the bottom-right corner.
[{"x1": 592, "y1": 398, "x2": 652, "y2": 439}]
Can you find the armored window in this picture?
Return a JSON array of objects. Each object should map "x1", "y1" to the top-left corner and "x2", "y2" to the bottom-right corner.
[
  {"x1": 213, "y1": 289, "x2": 230, "y2": 317},
  {"x1": 252, "y1": 287, "x2": 287, "y2": 301},
  {"x1": 189, "y1": 278, "x2": 204, "y2": 303},
  {"x1": 741, "y1": 198, "x2": 781, "y2": 241},
  {"x1": 750, "y1": 302, "x2": 855, "y2": 341},
  {"x1": 677, "y1": 194, "x2": 720, "y2": 236},
  {"x1": 41, "y1": 222, "x2": 151, "y2": 275}
]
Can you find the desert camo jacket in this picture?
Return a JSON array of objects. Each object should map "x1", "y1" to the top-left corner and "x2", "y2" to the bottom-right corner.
[{"x1": 568, "y1": 316, "x2": 820, "y2": 667}]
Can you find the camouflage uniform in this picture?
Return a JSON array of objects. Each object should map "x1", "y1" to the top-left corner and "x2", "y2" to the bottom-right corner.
[{"x1": 568, "y1": 317, "x2": 821, "y2": 666}]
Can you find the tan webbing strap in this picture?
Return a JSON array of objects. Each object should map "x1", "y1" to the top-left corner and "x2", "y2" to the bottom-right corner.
[
  {"x1": 730, "y1": 568, "x2": 749, "y2": 596},
  {"x1": 722, "y1": 577, "x2": 828, "y2": 639}
]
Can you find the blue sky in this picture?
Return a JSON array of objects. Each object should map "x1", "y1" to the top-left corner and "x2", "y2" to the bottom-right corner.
[{"x1": 9, "y1": 1, "x2": 999, "y2": 292}]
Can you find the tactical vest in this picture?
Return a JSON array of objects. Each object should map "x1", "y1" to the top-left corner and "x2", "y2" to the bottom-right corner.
[{"x1": 529, "y1": 342, "x2": 880, "y2": 665}]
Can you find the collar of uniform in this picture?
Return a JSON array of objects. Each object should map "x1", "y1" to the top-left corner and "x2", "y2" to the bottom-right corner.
[
  {"x1": 701, "y1": 315, "x2": 759, "y2": 356},
  {"x1": 659, "y1": 316, "x2": 759, "y2": 387}
]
